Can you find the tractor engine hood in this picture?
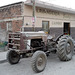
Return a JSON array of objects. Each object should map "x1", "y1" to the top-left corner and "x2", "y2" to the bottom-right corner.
[{"x1": 21, "y1": 31, "x2": 47, "y2": 38}]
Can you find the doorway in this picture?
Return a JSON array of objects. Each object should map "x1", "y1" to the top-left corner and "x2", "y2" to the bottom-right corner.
[
  {"x1": 42, "y1": 21, "x2": 49, "y2": 34},
  {"x1": 63, "y1": 22, "x2": 70, "y2": 35}
]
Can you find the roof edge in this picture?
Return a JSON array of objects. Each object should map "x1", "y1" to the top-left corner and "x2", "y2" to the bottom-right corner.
[
  {"x1": 25, "y1": 0, "x2": 75, "y2": 14},
  {"x1": 0, "y1": 1, "x2": 23, "y2": 9}
]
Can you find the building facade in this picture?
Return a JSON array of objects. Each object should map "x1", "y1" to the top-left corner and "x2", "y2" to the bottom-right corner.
[
  {"x1": 0, "y1": 2, "x2": 23, "y2": 32},
  {"x1": 0, "y1": 0, "x2": 75, "y2": 40}
]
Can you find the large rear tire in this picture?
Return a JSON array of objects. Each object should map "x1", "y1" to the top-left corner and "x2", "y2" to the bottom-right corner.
[
  {"x1": 31, "y1": 51, "x2": 47, "y2": 73},
  {"x1": 7, "y1": 50, "x2": 20, "y2": 64},
  {"x1": 57, "y1": 35, "x2": 74, "y2": 61}
]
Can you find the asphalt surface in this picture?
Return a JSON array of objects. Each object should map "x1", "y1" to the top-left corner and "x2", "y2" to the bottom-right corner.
[{"x1": 0, "y1": 53, "x2": 75, "y2": 75}]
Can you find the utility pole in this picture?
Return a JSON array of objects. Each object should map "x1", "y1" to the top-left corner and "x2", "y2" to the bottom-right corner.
[{"x1": 31, "y1": 0, "x2": 36, "y2": 31}]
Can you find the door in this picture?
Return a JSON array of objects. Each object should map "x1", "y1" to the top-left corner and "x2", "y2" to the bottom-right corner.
[
  {"x1": 64, "y1": 22, "x2": 70, "y2": 35},
  {"x1": 42, "y1": 21, "x2": 49, "y2": 34}
]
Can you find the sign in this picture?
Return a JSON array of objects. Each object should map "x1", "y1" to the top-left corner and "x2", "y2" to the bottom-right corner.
[
  {"x1": 36, "y1": 8, "x2": 60, "y2": 16},
  {"x1": 32, "y1": 16, "x2": 36, "y2": 23},
  {"x1": 63, "y1": 14, "x2": 71, "y2": 19},
  {"x1": 32, "y1": 17, "x2": 35, "y2": 23},
  {"x1": 52, "y1": 21, "x2": 62, "y2": 25}
]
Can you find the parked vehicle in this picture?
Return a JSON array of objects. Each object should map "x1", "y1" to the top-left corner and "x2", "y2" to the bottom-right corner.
[{"x1": 7, "y1": 31, "x2": 74, "y2": 73}]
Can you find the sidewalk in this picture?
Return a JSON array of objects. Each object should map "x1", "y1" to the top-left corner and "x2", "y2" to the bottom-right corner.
[{"x1": 0, "y1": 51, "x2": 8, "y2": 63}]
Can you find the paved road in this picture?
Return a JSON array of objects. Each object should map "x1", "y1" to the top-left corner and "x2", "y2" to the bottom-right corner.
[
  {"x1": 0, "y1": 51, "x2": 7, "y2": 61},
  {"x1": 0, "y1": 53, "x2": 75, "y2": 75}
]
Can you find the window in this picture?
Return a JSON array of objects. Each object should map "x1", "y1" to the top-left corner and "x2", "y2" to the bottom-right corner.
[
  {"x1": 42, "y1": 21, "x2": 49, "y2": 33},
  {"x1": 7, "y1": 22, "x2": 12, "y2": 31}
]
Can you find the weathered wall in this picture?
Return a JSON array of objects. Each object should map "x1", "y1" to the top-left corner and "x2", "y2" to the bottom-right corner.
[
  {"x1": 0, "y1": 2, "x2": 75, "y2": 42},
  {"x1": 23, "y1": 5, "x2": 75, "y2": 28},
  {"x1": 12, "y1": 20, "x2": 23, "y2": 32},
  {"x1": 0, "y1": 2, "x2": 23, "y2": 31},
  {"x1": 0, "y1": 2, "x2": 23, "y2": 42},
  {"x1": 0, "y1": 26, "x2": 7, "y2": 41},
  {"x1": 24, "y1": 27, "x2": 75, "y2": 40},
  {"x1": 0, "y1": 22, "x2": 6, "y2": 30},
  {"x1": 0, "y1": 4, "x2": 22, "y2": 20},
  {"x1": 23, "y1": 5, "x2": 75, "y2": 39}
]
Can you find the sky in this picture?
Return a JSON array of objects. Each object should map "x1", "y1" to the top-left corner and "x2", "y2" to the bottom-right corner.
[{"x1": 0, "y1": 0, "x2": 75, "y2": 10}]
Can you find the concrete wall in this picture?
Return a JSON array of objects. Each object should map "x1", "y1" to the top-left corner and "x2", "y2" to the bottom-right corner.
[
  {"x1": 0, "y1": 3, "x2": 75, "y2": 41},
  {"x1": 23, "y1": 5, "x2": 75, "y2": 39},
  {"x1": 23, "y1": 5, "x2": 75, "y2": 27}
]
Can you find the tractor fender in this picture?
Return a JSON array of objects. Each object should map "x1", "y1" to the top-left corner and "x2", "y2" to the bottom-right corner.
[{"x1": 55, "y1": 34, "x2": 63, "y2": 43}]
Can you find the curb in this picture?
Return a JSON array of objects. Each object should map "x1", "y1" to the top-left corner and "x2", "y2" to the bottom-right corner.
[{"x1": 0, "y1": 59, "x2": 7, "y2": 64}]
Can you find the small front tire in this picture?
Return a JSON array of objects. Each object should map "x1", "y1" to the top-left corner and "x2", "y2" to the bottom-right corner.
[
  {"x1": 7, "y1": 50, "x2": 20, "y2": 64},
  {"x1": 31, "y1": 51, "x2": 47, "y2": 73}
]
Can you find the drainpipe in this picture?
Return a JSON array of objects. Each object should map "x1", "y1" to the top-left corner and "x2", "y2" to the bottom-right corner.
[{"x1": 31, "y1": 0, "x2": 36, "y2": 31}]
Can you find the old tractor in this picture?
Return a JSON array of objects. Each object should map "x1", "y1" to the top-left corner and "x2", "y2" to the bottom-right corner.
[{"x1": 7, "y1": 31, "x2": 74, "y2": 73}]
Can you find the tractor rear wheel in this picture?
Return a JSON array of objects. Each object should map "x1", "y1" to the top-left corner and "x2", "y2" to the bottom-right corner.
[
  {"x1": 31, "y1": 51, "x2": 47, "y2": 73},
  {"x1": 57, "y1": 35, "x2": 74, "y2": 61},
  {"x1": 7, "y1": 50, "x2": 20, "y2": 64}
]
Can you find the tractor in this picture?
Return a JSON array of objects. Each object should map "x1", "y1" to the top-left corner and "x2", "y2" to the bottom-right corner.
[{"x1": 7, "y1": 30, "x2": 74, "y2": 73}]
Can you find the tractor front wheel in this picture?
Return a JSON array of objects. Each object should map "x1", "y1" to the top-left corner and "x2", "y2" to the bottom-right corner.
[
  {"x1": 7, "y1": 50, "x2": 20, "y2": 64},
  {"x1": 31, "y1": 51, "x2": 47, "y2": 73}
]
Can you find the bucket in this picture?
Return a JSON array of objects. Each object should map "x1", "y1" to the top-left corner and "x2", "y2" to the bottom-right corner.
[{"x1": 0, "y1": 41, "x2": 8, "y2": 51}]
